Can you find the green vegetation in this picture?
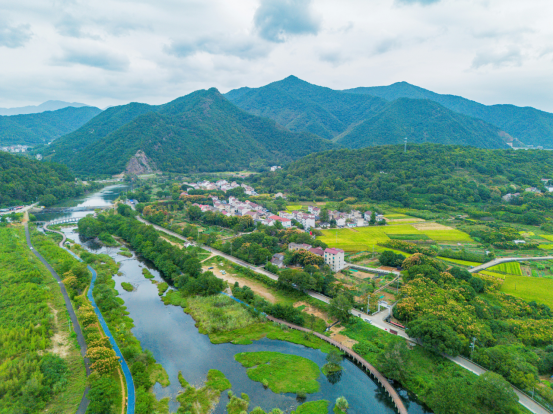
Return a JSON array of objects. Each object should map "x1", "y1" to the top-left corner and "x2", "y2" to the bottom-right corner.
[
  {"x1": 0, "y1": 106, "x2": 101, "y2": 146},
  {"x1": 502, "y1": 275, "x2": 553, "y2": 304},
  {"x1": 142, "y1": 268, "x2": 155, "y2": 279},
  {"x1": 0, "y1": 226, "x2": 86, "y2": 413},
  {"x1": 489, "y1": 262, "x2": 523, "y2": 275},
  {"x1": 121, "y1": 282, "x2": 134, "y2": 292},
  {"x1": 157, "y1": 282, "x2": 169, "y2": 296},
  {"x1": 0, "y1": 151, "x2": 100, "y2": 207},
  {"x1": 235, "y1": 351, "x2": 321, "y2": 394},
  {"x1": 47, "y1": 88, "x2": 335, "y2": 175},
  {"x1": 226, "y1": 76, "x2": 509, "y2": 149},
  {"x1": 176, "y1": 369, "x2": 230, "y2": 414},
  {"x1": 292, "y1": 400, "x2": 329, "y2": 414}
]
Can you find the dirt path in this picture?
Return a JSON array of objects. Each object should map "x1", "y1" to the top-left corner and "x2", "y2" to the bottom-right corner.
[
  {"x1": 293, "y1": 301, "x2": 333, "y2": 323},
  {"x1": 47, "y1": 304, "x2": 70, "y2": 357},
  {"x1": 160, "y1": 236, "x2": 183, "y2": 248},
  {"x1": 329, "y1": 326, "x2": 358, "y2": 348},
  {"x1": 203, "y1": 265, "x2": 278, "y2": 303}
]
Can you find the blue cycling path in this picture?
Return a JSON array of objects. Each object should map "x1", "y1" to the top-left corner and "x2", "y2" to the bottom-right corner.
[
  {"x1": 25, "y1": 224, "x2": 91, "y2": 414},
  {"x1": 63, "y1": 243, "x2": 136, "y2": 414}
]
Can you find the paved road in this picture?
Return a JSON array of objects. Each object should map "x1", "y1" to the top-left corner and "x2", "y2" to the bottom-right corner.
[
  {"x1": 24, "y1": 223, "x2": 91, "y2": 414},
  {"x1": 469, "y1": 256, "x2": 553, "y2": 273},
  {"x1": 345, "y1": 262, "x2": 400, "y2": 276},
  {"x1": 132, "y1": 210, "x2": 552, "y2": 414},
  {"x1": 1, "y1": 202, "x2": 38, "y2": 216}
]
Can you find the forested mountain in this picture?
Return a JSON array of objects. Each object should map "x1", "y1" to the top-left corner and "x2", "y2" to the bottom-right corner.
[
  {"x1": 0, "y1": 152, "x2": 90, "y2": 207},
  {"x1": 345, "y1": 82, "x2": 553, "y2": 148},
  {"x1": 248, "y1": 144, "x2": 553, "y2": 208},
  {"x1": 0, "y1": 106, "x2": 102, "y2": 146},
  {"x1": 47, "y1": 88, "x2": 335, "y2": 175},
  {"x1": 336, "y1": 98, "x2": 508, "y2": 149},
  {"x1": 226, "y1": 76, "x2": 512, "y2": 149},
  {"x1": 0, "y1": 100, "x2": 89, "y2": 116}
]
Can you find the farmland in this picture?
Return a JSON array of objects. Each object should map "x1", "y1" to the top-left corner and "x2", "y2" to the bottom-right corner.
[
  {"x1": 489, "y1": 262, "x2": 523, "y2": 276},
  {"x1": 318, "y1": 223, "x2": 473, "y2": 252},
  {"x1": 502, "y1": 275, "x2": 553, "y2": 305}
]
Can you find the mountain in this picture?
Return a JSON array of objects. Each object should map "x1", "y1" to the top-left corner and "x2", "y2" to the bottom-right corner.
[
  {"x1": 0, "y1": 106, "x2": 102, "y2": 146},
  {"x1": 336, "y1": 98, "x2": 508, "y2": 149},
  {"x1": 225, "y1": 76, "x2": 511, "y2": 150},
  {"x1": 344, "y1": 82, "x2": 553, "y2": 148},
  {"x1": 248, "y1": 143, "x2": 553, "y2": 207},
  {"x1": 47, "y1": 88, "x2": 336, "y2": 175},
  {"x1": 0, "y1": 100, "x2": 91, "y2": 116},
  {"x1": 0, "y1": 151, "x2": 85, "y2": 207}
]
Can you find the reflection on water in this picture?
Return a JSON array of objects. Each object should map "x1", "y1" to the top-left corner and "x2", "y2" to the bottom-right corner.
[
  {"x1": 34, "y1": 184, "x2": 129, "y2": 222},
  {"x1": 61, "y1": 225, "x2": 432, "y2": 414}
]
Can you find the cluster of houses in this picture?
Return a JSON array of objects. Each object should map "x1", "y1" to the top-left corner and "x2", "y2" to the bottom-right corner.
[
  {"x1": 270, "y1": 165, "x2": 282, "y2": 172},
  {"x1": 192, "y1": 196, "x2": 282, "y2": 225},
  {"x1": 279, "y1": 206, "x2": 385, "y2": 229},
  {"x1": 185, "y1": 180, "x2": 258, "y2": 195},
  {"x1": 1, "y1": 145, "x2": 31, "y2": 153},
  {"x1": 270, "y1": 242, "x2": 346, "y2": 272}
]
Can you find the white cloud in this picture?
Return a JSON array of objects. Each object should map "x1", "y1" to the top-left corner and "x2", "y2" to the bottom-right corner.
[
  {"x1": 0, "y1": 18, "x2": 32, "y2": 48},
  {"x1": 254, "y1": 0, "x2": 321, "y2": 42}
]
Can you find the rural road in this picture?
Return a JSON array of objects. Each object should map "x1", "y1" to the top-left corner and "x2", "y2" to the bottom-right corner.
[
  {"x1": 469, "y1": 256, "x2": 553, "y2": 273},
  {"x1": 130, "y1": 207, "x2": 551, "y2": 414},
  {"x1": 24, "y1": 223, "x2": 91, "y2": 414}
]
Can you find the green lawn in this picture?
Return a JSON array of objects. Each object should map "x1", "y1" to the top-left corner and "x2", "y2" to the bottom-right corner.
[
  {"x1": 502, "y1": 275, "x2": 553, "y2": 305},
  {"x1": 235, "y1": 351, "x2": 321, "y2": 394},
  {"x1": 292, "y1": 400, "x2": 330, "y2": 414},
  {"x1": 438, "y1": 257, "x2": 482, "y2": 267}
]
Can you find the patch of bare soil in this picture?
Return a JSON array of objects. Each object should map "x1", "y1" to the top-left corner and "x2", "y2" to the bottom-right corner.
[
  {"x1": 378, "y1": 266, "x2": 397, "y2": 272},
  {"x1": 48, "y1": 305, "x2": 70, "y2": 358},
  {"x1": 330, "y1": 329, "x2": 358, "y2": 349},
  {"x1": 412, "y1": 222, "x2": 454, "y2": 231},
  {"x1": 351, "y1": 271, "x2": 375, "y2": 280},
  {"x1": 387, "y1": 218, "x2": 425, "y2": 223},
  {"x1": 205, "y1": 266, "x2": 278, "y2": 304},
  {"x1": 294, "y1": 301, "x2": 333, "y2": 323}
]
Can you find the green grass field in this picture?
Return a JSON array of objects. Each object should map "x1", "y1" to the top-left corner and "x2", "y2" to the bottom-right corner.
[
  {"x1": 480, "y1": 270, "x2": 506, "y2": 279},
  {"x1": 539, "y1": 235, "x2": 553, "y2": 241},
  {"x1": 437, "y1": 257, "x2": 481, "y2": 267},
  {"x1": 319, "y1": 224, "x2": 472, "y2": 251},
  {"x1": 502, "y1": 275, "x2": 553, "y2": 305},
  {"x1": 286, "y1": 205, "x2": 304, "y2": 211},
  {"x1": 488, "y1": 262, "x2": 523, "y2": 276}
]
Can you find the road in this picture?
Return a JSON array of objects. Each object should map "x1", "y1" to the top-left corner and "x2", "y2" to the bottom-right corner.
[
  {"x1": 24, "y1": 223, "x2": 91, "y2": 414},
  {"x1": 469, "y1": 256, "x2": 553, "y2": 273},
  {"x1": 1, "y1": 202, "x2": 38, "y2": 216},
  {"x1": 131, "y1": 208, "x2": 551, "y2": 414}
]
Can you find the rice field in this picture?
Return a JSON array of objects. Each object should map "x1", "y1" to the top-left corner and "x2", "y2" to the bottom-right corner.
[
  {"x1": 437, "y1": 257, "x2": 481, "y2": 267},
  {"x1": 538, "y1": 244, "x2": 553, "y2": 250},
  {"x1": 502, "y1": 275, "x2": 553, "y2": 305},
  {"x1": 488, "y1": 262, "x2": 523, "y2": 276},
  {"x1": 318, "y1": 224, "x2": 473, "y2": 251},
  {"x1": 540, "y1": 235, "x2": 553, "y2": 242}
]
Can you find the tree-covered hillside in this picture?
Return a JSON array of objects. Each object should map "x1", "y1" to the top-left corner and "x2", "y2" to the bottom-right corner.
[
  {"x1": 226, "y1": 76, "x2": 512, "y2": 150},
  {"x1": 48, "y1": 88, "x2": 336, "y2": 175},
  {"x1": 0, "y1": 152, "x2": 90, "y2": 207},
  {"x1": 345, "y1": 81, "x2": 553, "y2": 149},
  {"x1": 248, "y1": 144, "x2": 553, "y2": 207},
  {"x1": 336, "y1": 98, "x2": 508, "y2": 149},
  {"x1": 0, "y1": 106, "x2": 101, "y2": 146}
]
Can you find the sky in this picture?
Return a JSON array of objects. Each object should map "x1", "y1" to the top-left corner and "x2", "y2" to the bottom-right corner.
[{"x1": 1, "y1": 0, "x2": 553, "y2": 111}]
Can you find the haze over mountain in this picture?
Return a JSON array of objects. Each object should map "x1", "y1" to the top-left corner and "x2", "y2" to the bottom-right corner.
[
  {"x1": 344, "y1": 82, "x2": 553, "y2": 149},
  {"x1": 226, "y1": 76, "x2": 549, "y2": 149},
  {"x1": 0, "y1": 100, "x2": 91, "y2": 116},
  {"x1": 45, "y1": 88, "x2": 335, "y2": 175},
  {"x1": 0, "y1": 106, "x2": 102, "y2": 146}
]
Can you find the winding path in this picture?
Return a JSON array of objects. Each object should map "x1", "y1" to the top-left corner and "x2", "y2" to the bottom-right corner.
[{"x1": 24, "y1": 223, "x2": 91, "y2": 414}]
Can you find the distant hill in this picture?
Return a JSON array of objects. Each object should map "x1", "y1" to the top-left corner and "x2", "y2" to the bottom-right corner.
[
  {"x1": 336, "y1": 98, "x2": 508, "y2": 149},
  {"x1": 0, "y1": 151, "x2": 84, "y2": 207},
  {"x1": 47, "y1": 88, "x2": 336, "y2": 175},
  {"x1": 0, "y1": 106, "x2": 102, "y2": 146},
  {"x1": 0, "y1": 100, "x2": 90, "y2": 116},
  {"x1": 226, "y1": 76, "x2": 511, "y2": 150},
  {"x1": 344, "y1": 82, "x2": 553, "y2": 149}
]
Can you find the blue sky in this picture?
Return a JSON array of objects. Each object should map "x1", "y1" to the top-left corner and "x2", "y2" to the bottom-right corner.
[{"x1": 1, "y1": 0, "x2": 552, "y2": 111}]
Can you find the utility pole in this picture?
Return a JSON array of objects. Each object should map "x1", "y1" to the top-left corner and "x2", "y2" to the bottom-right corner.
[
  {"x1": 404, "y1": 137, "x2": 407, "y2": 153},
  {"x1": 367, "y1": 295, "x2": 370, "y2": 314},
  {"x1": 470, "y1": 337, "x2": 476, "y2": 360}
]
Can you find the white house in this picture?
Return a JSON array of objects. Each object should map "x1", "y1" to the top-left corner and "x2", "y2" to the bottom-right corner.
[
  {"x1": 269, "y1": 215, "x2": 292, "y2": 228},
  {"x1": 324, "y1": 248, "x2": 345, "y2": 272}
]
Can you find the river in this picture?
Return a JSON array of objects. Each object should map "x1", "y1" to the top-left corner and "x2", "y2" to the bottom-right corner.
[{"x1": 38, "y1": 187, "x2": 432, "y2": 414}]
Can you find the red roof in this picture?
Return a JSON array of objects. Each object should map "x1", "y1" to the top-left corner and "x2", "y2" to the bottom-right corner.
[
  {"x1": 325, "y1": 248, "x2": 344, "y2": 255},
  {"x1": 309, "y1": 247, "x2": 324, "y2": 256},
  {"x1": 269, "y1": 215, "x2": 291, "y2": 222}
]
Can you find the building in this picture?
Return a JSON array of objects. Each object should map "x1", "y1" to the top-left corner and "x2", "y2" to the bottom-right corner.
[
  {"x1": 289, "y1": 243, "x2": 312, "y2": 252},
  {"x1": 309, "y1": 247, "x2": 324, "y2": 257},
  {"x1": 324, "y1": 248, "x2": 345, "y2": 272},
  {"x1": 278, "y1": 211, "x2": 294, "y2": 220},
  {"x1": 274, "y1": 192, "x2": 286, "y2": 199},
  {"x1": 270, "y1": 253, "x2": 285, "y2": 268},
  {"x1": 270, "y1": 165, "x2": 282, "y2": 172},
  {"x1": 364, "y1": 211, "x2": 372, "y2": 221},
  {"x1": 269, "y1": 215, "x2": 292, "y2": 228}
]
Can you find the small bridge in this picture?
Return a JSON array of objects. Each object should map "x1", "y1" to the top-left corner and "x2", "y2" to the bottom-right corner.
[
  {"x1": 40, "y1": 205, "x2": 113, "y2": 213},
  {"x1": 46, "y1": 217, "x2": 80, "y2": 226}
]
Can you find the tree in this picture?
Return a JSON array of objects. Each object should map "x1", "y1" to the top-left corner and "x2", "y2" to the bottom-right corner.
[
  {"x1": 378, "y1": 341, "x2": 414, "y2": 384},
  {"x1": 335, "y1": 396, "x2": 349, "y2": 412},
  {"x1": 328, "y1": 294, "x2": 353, "y2": 322},
  {"x1": 370, "y1": 211, "x2": 376, "y2": 225},
  {"x1": 87, "y1": 372, "x2": 118, "y2": 414},
  {"x1": 188, "y1": 205, "x2": 202, "y2": 221},
  {"x1": 320, "y1": 208, "x2": 329, "y2": 223},
  {"x1": 324, "y1": 350, "x2": 342, "y2": 373},
  {"x1": 427, "y1": 377, "x2": 475, "y2": 414},
  {"x1": 474, "y1": 372, "x2": 519, "y2": 414},
  {"x1": 406, "y1": 315, "x2": 464, "y2": 356}
]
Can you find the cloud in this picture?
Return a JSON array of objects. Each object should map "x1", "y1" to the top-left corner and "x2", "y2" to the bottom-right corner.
[
  {"x1": 471, "y1": 47, "x2": 523, "y2": 69},
  {"x1": 395, "y1": 0, "x2": 441, "y2": 5},
  {"x1": 51, "y1": 46, "x2": 129, "y2": 71},
  {"x1": 56, "y1": 14, "x2": 97, "y2": 38},
  {"x1": 0, "y1": 20, "x2": 32, "y2": 48},
  {"x1": 254, "y1": 0, "x2": 321, "y2": 43},
  {"x1": 165, "y1": 34, "x2": 270, "y2": 60}
]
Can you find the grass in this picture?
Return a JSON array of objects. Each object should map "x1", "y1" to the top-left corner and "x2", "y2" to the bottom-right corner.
[
  {"x1": 210, "y1": 322, "x2": 334, "y2": 352},
  {"x1": 176, "y1": 369, "x2": 231, "y2": 414},
  {"x1": 388, "y1": 233, "x2": 430, "y2": 240},
  {"x1": 319, "y1": 224, "x2": 472, "y2": 251},
  {"x1": 235, "y1": 351, "x2": 321, "y2": 394},
  {"x1": 540, "y1": 235, "x2": 553, "y2": 242},
  {"x1": 117, "y1": 250, "x2": 133, "y2": 258},
  {"x1": 157, "y1": 282, "x2": 169, "y2": 296},
  {"x1": 437, "y1": 257, "x2": 482, "y2": 267},
  {"x1": 286, "y1": 204, "x2": 304, "y2": 211},
  {"x1": 150, "y1": 363, "x2": 170, "y2": 387},
  {"x1": 142, "y1": 268, "x2": 155, "y2": 279},
  {"x1": 292, "y1": 400, "x2": 330, "y2": 414},
  {"x1": 121, "y1": 282, "x2": 133, "y2": 292},
  {"x1": 502, "y1": 275, "x2": 553, "y2": 304},
  {"x1": 187, "y1": 295, "x2": 262, "y2": 334},
  {"x1": 489, "y1": 262, "x2": 523, "y2": 276}
]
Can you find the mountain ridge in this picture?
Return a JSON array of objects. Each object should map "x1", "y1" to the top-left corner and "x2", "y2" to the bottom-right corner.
[{"x1": 0, "y1": 100, "x2": 91, "y2": 116}]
